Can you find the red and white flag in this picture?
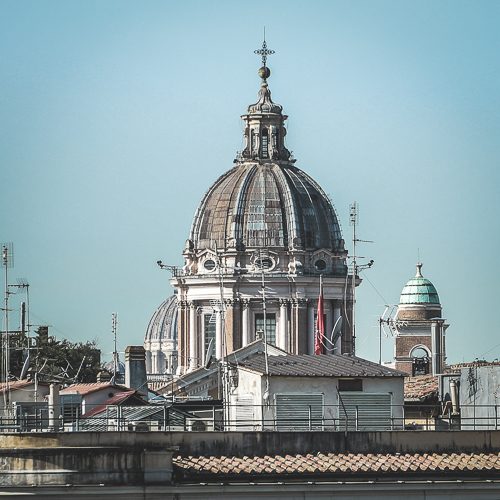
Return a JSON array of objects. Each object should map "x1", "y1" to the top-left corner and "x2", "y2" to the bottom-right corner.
[{"x1": 314, "y1": 277, "x2": 325, "y2": 355}]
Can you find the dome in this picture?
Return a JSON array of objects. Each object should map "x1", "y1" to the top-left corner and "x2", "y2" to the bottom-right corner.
[
  {"x1": 190, "y1": 162, "x2": 343, "y2": 252},
  {"x1": 144, "y1": 295, "x2": 178, "y2": 342},
  {"x1": 399, "y1": 264, "x2": 440, "y2": 305}
]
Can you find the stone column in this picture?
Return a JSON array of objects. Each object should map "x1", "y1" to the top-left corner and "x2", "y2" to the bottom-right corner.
[
  {"x1": 241, "y1": 299, "x2": 250, "y2": 348},
  {"x1": 292, "y1": 298, "x2": 308, "y2": 354},
  {"x1": 145, "y1": 350, "x2": 152, "y2": 373},
  {"x1": 307, "y1": 301, "x2": 316, "y2": 355},
  {"x1": 278, "y1": 299, "x2": 288, "y2": 351},
  {"x1": 177, "y1": 301, "x2": 187, "y2": 375},
  {"x1": 189, "y1": 302, "x2": 197, "y2": 370},
  {"x1": 215, "y1": 310, "x2": 223, "y2": 359}
]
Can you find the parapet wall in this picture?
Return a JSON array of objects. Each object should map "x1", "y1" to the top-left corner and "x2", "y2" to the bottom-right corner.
[{"x1": 1, "y1": 430, "x2": 499, "y2": 458}]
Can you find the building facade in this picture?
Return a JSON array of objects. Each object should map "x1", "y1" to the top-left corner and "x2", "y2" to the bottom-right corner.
[
  {"x1": 394, "y1": 263, "x2": 449, "y2": 375},
  {"x1": 172, "y1": 51, "x2": 357, "y2": 375},
  {"x1": 146, "y1": 45, "x2": 357, "y2": 375}
]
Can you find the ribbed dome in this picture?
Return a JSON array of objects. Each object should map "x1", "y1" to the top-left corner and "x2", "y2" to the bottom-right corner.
[
  {"x1": 399, "y1": 264, "x2": 440, "y2": 305},
  {"x1": 190, "y1": 162, "x2": 343, "y2": 251},
  {"x1": 144, "y1": 296, "x2": 178, "y2": 342}
]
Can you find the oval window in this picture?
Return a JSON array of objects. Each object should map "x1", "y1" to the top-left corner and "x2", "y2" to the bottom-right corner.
[
  {"x1": 315, "y1": 259, "x2": 326, "y2": 271},
  {"x1": 255, "y1": 257, "x2": 273, "y2": 270},
  {"x1": 204, "y1": 259, "x2": 216, "y2": 271}
]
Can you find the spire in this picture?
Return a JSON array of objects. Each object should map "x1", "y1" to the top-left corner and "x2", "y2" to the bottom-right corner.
[{"x1": 239, "y1": 36, "x2": 292, "y2": 162}]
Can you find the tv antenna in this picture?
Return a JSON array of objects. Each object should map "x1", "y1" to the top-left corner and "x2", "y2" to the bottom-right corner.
[
  {"x1": 2, "y1": 243, "x2": 14, "y2": 390},
  {"x1": 348, "y1": 204, "x2": 374, "y2": 354},
  {"x1": 111, "y1": 313, "x2": 118, "y2": 381}
]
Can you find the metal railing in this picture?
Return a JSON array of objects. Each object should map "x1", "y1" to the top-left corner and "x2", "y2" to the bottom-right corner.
[{"x1": 0, "y1": 403, "x2": 498, "y2": 433}]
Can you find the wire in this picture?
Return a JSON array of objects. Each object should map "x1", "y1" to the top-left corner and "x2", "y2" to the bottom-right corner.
[{"x1": 359, "y1": 270, "x2": 389, "y2": 305}]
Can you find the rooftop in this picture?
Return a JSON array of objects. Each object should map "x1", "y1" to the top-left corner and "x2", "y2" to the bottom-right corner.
[
  {"x1": 174, "y1": 451, "x2": 500, "y2": 481},
  {"x1": 239, "y1": 353, "x2": 406, "y2": 378}
]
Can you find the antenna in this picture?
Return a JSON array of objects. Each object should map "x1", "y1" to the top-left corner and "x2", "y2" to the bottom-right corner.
[
  {"x1": 2, "y1": 243, "x2": 14, "y2": 389},
  {"x1": 111, "y1": 313, "x2": 118, "y2": 381}
]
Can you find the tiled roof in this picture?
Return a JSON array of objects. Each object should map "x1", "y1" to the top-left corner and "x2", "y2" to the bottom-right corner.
[
  {"x1": 0, "y1": 380, "x2": 44, "y2": 394},
  {"x1": 174, "y1": 452, "x2": 500, "y2": 480},
  {"x1": 60, "y1": 382, "x2": 127, "y2": 396},
  {"x1": 239, "y1": 354, "x2": 406, "y2": 378},
  {"x1": 404, "y1": 374, "x2": 439, "y2": 401},
  {"x1": 81, "y1": 390, "x2": 142, "y2": 417}
]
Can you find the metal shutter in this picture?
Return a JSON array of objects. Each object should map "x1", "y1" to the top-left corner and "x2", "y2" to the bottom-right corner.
[
  {"x1": 275, "y1": 393, "x2": 324, "y2": 430},
  {"x1": 338, "y1": 392, "x2": 393, "y2": 431},
  {"x1": 235, "y1": 395, "x2": 255, "y2": 430}
]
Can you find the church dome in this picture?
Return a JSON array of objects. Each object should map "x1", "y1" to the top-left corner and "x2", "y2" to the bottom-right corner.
[
  {"x1": 399, "y1": 264, "x2": 440, "y2": 305},
  {"x1": 189, "y1": 55, "x2": 344, "y2": 256},
  {"x1": 144, "y1": 295, "x2": 178, "y2": 342},
  {"x1": 190, "y1": 162, "x2": 343, "y2": 252}
]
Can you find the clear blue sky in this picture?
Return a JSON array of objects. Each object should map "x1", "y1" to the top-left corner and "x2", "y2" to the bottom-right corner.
[{"x1": 1, "y1": 0, "x2": 499, "y2": 364}]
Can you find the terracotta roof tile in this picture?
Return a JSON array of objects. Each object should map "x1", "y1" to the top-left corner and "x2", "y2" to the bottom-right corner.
[
  {"x1": 404, "y1": 374, "x2": 439, "y2": 401},
  {"x1": 174, "y1": 452, "x2": 500, "y2": 480}
]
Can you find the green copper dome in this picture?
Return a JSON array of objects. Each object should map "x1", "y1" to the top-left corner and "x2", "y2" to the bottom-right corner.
[{"x1": 399, "y1": 263, "x2": 440, "y2": 305}]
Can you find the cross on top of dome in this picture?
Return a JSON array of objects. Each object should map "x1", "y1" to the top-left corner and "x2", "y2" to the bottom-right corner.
[
  {"x1": 254, "y1": 32, "x2": 275, "y2": 67},
  {"x1": 254, "y1": 33, "x2": 275, "y2": 83}
]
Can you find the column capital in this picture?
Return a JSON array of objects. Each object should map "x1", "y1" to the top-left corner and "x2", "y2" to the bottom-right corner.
[
  {"x1": 279, "y1": 298, "x2": 290, "y2": 306},
  {"x1": 241, "y1": 298, "x2": 250, "y2": 308}
]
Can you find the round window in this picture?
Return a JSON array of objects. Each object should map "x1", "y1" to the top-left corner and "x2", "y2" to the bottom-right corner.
[
  {"x1": 204, "y1": 259, "x2": 216, "y2": 271},
  {"x1": 255, "y1": 257, "x2": 274, "y2": 270},
  {"x1": 315, "y1": 259, "x2": 326, "y2": 271}
]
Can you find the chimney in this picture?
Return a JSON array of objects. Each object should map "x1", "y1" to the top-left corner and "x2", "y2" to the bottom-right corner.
[
  {"x1": 125, "y1": 345, "x2": 148, "y2": 397},
  {"x1": 48, "y1": 384, "x2": 61, "y2": 432},
  {"x1": 431, "y1": 319, "x2": 445, "y2": 375}
]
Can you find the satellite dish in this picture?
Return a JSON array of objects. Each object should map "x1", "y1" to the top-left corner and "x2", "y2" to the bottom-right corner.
[
  {"x1": 204, "y1": 339, "x2": 215, "y2": 369},
  {"x1": 330, "y1": 316, "x2": 343, "y2": 347}
]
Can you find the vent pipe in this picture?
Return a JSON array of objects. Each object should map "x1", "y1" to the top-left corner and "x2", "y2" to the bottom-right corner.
[{"x1": 431, "y1": 319, "x2": 445, "y2": 375}]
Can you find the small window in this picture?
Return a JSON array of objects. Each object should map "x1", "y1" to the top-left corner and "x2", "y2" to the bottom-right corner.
[
  {"x1": 204, "y1": 259, "x2": 216, "y2": 271},
  {"x1": 338, "y1": 379, "x2": 363, "y2": 392},
  {"x1": 315, "y1": 259, "x2": 326, "y2": 271}
]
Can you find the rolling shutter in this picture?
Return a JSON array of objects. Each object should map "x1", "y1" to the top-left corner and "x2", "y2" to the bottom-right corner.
[
  {"x1": 338, "y1": 392, "x2": 392, "y2": 431},
  {"x1": 275, "y1": 393, "x2": 324, "y2": 430},
  {"x1": 235, "y1": 395, "x2": 255, "y2": 430}
]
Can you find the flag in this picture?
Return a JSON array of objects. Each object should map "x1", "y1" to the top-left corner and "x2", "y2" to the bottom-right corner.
[{"x1": 314, "y1": 278, "x2": 325, "y2": 355}]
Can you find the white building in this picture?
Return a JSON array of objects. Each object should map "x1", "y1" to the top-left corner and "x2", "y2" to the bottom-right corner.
[{"x1": 228, "y1": 353, "x2": 405, "y2": 431}]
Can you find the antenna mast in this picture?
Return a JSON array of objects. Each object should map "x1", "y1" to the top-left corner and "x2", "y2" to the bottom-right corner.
[
  {"x1": 349, "y1": 203, "x2": 358, "y2": 354},
  {"x1": 111, "y1": 313, "x2": 118, "y2": 380}
]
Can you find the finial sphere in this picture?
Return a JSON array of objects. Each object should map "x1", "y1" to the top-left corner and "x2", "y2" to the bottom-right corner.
[{"x1": 258, "y1": 66, "x2": 271, "y2": 80}]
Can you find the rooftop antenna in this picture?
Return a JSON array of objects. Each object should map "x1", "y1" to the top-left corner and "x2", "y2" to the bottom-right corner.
[
  {"x1": 111, "y1": 313, "x2": 118, "y2": 381},
  {"x1": 349, "y1": 203, "x2": 358, "y2": 353},
  {"x1": 348, "y1": 203, "x2": 374, "y2": 355},
  {"x1": 1, "y1": 243, "x2": 13, "y2": 412}
]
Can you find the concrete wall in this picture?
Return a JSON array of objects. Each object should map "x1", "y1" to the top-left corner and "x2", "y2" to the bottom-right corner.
[
  {"x1": 1, "y1": 430, "x2": 500, "y2": 457},
  {"x1": 460, "y1": 365, "x2": 500, "y2": 430}
]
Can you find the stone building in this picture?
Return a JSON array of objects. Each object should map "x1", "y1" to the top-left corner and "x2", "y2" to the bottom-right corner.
[
  {"x1": 146, "y1": 44, "x2": 357, "y2": 375},
  {"x1": 394, "y1": 263, "x2": 449, "y2": 375}
]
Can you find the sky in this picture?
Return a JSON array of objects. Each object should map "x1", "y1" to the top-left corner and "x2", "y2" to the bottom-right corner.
[{"x1": 1, "y1": 0, "x2": 499, "y2": 365}]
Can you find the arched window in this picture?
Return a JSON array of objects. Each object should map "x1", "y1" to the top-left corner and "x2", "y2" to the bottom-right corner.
[{"x1": 411, "y1": 346, "x2": 429, "y2": 359}]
